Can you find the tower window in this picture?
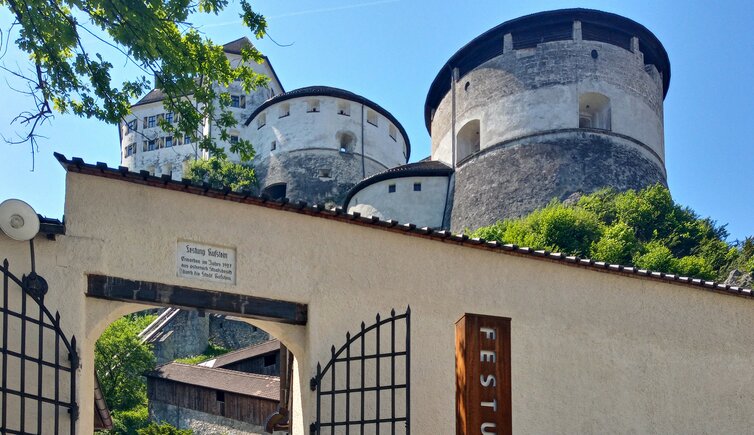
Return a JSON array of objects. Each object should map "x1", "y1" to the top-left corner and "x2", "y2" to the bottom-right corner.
[
  {"x1": 231, "y1": 95, "x2": 246, "y2": 108},
  {"x1": 318, "y1": 169, "x2": 331, "y2": 178},
  {"x1": 413, "y1": 182, "x2": 421, "y2": 191},
  {"x1": 230, "y1": 135, "x2": 239, "y2": 145},
  {"x1": 257, "y1": 113, "x2": 266, "y2": 129},
  {"x1": 147, "y1": 116, "x2": 156, "y2": 128},
  {"x1": 389, "y1": 124, "x2": 397, "y2": 141},
  {"x1": 388, "y1": 184, "x2": 396, "y2": 193},
  {"x1": 307, "y1": 99, "x2": 320, "y2": 113},
  {"x1": 337, "y1": 101, "x2": 350, "y2": 116},
  {"x1": 279, "y1": 103, "x2": 290, "y2": 118},
  {"x1": 456, "y1": 119, "x2": 481, "y2": 163},
  {"x1": 367, "y1": 109, "x2": 378, "y2": 126},
  {"x1": 337, "y1": 131, "x2": 357, "y2": 153},
  {"x1": 579, "y1": 93, "x2": 611, "y2": 130}
]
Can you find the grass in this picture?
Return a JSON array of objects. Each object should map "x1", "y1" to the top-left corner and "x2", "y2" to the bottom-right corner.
[{"x1": 174, "y1": 343, "x2": 230, "y2": 365}]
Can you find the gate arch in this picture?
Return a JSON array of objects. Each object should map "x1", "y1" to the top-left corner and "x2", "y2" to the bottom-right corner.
[{"x1": 1, "y1": 258, "x2": 79, "y2": 434}]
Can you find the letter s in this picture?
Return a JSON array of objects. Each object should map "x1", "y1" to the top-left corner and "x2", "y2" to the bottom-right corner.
[
  {"x1": 480, "y1": 374, "x2": 496, "y2": 387},
  {"x1": 481, "y1": 422, "x2": 497, "y2": 434}
]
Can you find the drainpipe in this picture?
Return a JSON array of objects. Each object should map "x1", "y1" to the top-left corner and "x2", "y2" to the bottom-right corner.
[
  {"x1": 450, "y1": 66, "x2": 458, "y2": 168},
  {"x1": 361, "y1": 104, "x2": 366, "y2": 178}
]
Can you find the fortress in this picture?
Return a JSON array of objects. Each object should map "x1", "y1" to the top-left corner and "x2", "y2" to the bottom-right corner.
[{"x1": 119, "y1": 8, "x2": 670, "y2": 232}]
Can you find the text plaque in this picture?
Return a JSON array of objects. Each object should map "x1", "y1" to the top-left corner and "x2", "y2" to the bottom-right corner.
[
  {"x1": 176, "y1": 241, "x2": 236, "y2": 285},
  {"x1": 456, "y1": 313, "x2": 511, "y2": 435}
]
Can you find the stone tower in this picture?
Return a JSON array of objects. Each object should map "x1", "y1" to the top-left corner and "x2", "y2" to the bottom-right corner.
[{"x1": 424, "y1": 9, "x2": 671, "y2": 231}]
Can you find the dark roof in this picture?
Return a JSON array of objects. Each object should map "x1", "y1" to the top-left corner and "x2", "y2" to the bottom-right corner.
[
  {"x1": 200, "y1": 339, "x2": 280, "y2": 368},
  {"x1": 424, "y1": 8, "x2": 671, "y2": 133},
  {"x1": 147, "y1": 363, "x2": 280, "y2": 400},
  {"x1": 343, "y1": 160, "x2": 454, "y2": 207},
  {"x1": 223, "y1": 37, "x2": 252, "y2": 54},
  {"x1": 39, "y1": 216, "x2": 65, "y2": 237},
  {"x1": 54, "y1": 153, "x2": 753, "y2": 300},
  {"x1": 244, "y1": 86, "x2": 411, "y2": 161},
  {"x1": 131, "y1": 37, "x2": 285, "y2": 108},
  {"x1": 132, "y1": 88, "x2": 167, "y2": 108}
]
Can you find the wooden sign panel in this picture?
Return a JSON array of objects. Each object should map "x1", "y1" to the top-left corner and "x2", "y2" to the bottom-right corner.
[{"x1": 456, "y1": 313, "x2": 511, "y2": 435}]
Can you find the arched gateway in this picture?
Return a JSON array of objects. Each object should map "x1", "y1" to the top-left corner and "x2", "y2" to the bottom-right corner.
[{"x1": 0, "y1": 154, "x2": 753, "y2": 434}]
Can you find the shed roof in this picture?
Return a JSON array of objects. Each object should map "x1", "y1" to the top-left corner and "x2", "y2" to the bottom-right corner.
[
  {"x1": 147, "y1": 362, "x2": 280, "y2": 401},
  {"x1": 54, "y1": 153, "x2": 752, "y2": 300},
  {"x1": 200, "y1": 339, "x2": 280, "y2": 369}
]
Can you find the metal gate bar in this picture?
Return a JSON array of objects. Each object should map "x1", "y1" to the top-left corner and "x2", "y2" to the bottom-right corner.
[{"x1": 310, "y1": 307, "x2": 410, "y2": 434}]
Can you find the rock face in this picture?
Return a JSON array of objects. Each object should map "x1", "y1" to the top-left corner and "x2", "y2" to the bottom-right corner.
[{"x1": 724, "y1": 269, "x2": 753, "y2": 288}]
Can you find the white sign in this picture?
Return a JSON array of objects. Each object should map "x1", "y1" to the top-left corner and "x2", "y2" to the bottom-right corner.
[{"x1": 176, "y1": 241, "x2": 236, "y2": 284}]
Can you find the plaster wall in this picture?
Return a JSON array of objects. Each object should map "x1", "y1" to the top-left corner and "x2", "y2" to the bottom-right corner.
[
  {"x1": 431, "y1": 39, "x2": 665, "y2": 165},
  {"x1": 346, "y1": 175, "x2": 450, "y2": 228},
  {"x1": 2, "y1": 173, "x2": 754, "y2": 434}
]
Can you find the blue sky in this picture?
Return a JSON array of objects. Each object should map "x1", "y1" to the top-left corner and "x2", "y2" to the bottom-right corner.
[{"x1": 0, "y1": 0, "x2": 752, "y2": 241}]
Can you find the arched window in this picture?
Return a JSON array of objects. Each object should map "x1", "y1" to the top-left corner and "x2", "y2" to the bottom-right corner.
[
  {"x1": 579, "y1": 93, "x2": 611, "y2": 130},
  {"x1": 336, "y1": 131, "x2": 357, "y2": 153},
  {"x1": 456, "y1": 119, "x2": 481, "y2": 163},
  {"x1": 262, "y1": 183, "x2": 287, "y2": 201}
]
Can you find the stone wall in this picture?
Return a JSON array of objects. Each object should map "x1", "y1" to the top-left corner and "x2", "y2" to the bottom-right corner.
[
  {"x1": 450, "y1": 130, "x2": 667, "y2": 232},
  {"x1": 209, "y1": 315, "x2": 270, "y2": 350},
  {"x1": 150, "y1": 401, "x2": 286, "y2": 435}
]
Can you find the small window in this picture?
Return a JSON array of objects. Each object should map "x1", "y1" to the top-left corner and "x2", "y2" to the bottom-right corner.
[
  {"x1": 263, "y1": 354, "x2": 276, "y2": 367},
  {"x1": 388, "y1": 184, "x2": 396, "y2": 193},
  {"x1": 257, "y1": 113, "x2": 266, "y2": 129},
  {"x1": 124, "y1": 144, "x2": 133, "y2": 157},
  {"x1": 579, "y1": 93, "x2": 611, "y2": 131},
  {"x1": 165, "y1": 136, "x2": 173, "y2": 148},
  {"x1": 318, "y1": 169, "x2": 331, "y2": 178},
  {"x1": 389, "y1": 124, "x2": 397, "y2": 141},
  {"x1": 263, "y1": 183, "x2": 287, "y2": 201},
  {"x1": 216, "y1": 391, "x2": 225, "y2": 402},
  {"x1": 279, "y1": 103, "x2": 290, "y2": 118},
  {"x1": 307, "y1": 99, "x2": 320, "y2": 113},
  {"x1": 337, "y1": 101, "x2": 350, "y2": 116},
  {"x1": 165, "y1": 112, "x2": 173, "y2": 124},
  {"x1": 366, "y1": 109, "x2": 378, "y2": 126},
  {"x1": 413, "y1": 182, "x2": 421, "y2": 191},
  {"x1": 270, "y1": 141, "x2": 277, "y2": 151},
  {"x1": 147, "y1": 116, "x2": 156, "y2": 128},
  {"x1": 230, "y1": 135, "x2": 239, "y2": 145},
  {"x1": 147, "y1": 140, "x2": 156, "y2": 151},
  {"x1": 338, "y1": 131, "x2": 357, "y2": 153},
  {"x1": 231, "y1": 95, "x2": 246, "y2": 108},
  {"x1": 127, "y1": 120, "x2": 137, "y2": 132}
]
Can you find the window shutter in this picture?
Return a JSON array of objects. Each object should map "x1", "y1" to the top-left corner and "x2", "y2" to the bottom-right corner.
[{"x1": 240, "y1": 95, "x2": 246, "y2": 108}]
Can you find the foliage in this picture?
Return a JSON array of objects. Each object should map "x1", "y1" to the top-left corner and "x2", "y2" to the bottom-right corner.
[
  {"x1": 468, "y1": 184, "x2": 751, "y2": 281},
  {"x1": 95, "y1": 312, "x2": 156, "y2": 432},
  {"x1": 108, "y1": 405, "x2": 150, "y2": 435},
  {"x1": 0, "y1": 0, "x2": 267, "y2": 165},
  {"x1": 174, "y1": 343, "x2": 230, "y2": 365},
  {"x1": 137, "y1": 422, "x2": 193, "y2": 435},
  {"x1": 185, "y1": 156, "x2": 256, "y2": 191}
]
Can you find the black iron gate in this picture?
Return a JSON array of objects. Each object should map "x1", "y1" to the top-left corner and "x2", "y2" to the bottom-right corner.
[
  {"x1": 1, "y1": 258, "x2": 78, "y2": 434},
  {"x1": 310, "y1": 307, "x2": 410, "y2": 435}
]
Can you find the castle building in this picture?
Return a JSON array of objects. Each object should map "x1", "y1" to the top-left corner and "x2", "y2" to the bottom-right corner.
[{"x1": 120, "y1": 8, "x2": 670, "y2": 232}]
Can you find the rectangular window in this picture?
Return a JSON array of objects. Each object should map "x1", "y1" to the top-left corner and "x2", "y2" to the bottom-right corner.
[
  {"x1": 230, "y1": 135, "x2": 239, "y2": 144},
  {"x1": 388, "y1": 184, "x2": 396, "y2": 193},
  {"x1": 307, "y1": 99, "x2": 320, "y2": 113},
  {"x1": 279, "y1": 103, "x2": 290, "y2": 118},
  {"x1": 337, "y1": 101, "x2": 350, "y2": 116},
  {"x1": 231, "y1": 95, "x2": 246, "y2": 108},
  {"x1": 147, "y1": 140, "x2": 156, "y2": 151},
  {"x1": 127, "y1": 120, "x2": 137, "y2": 132},
  {"x1": 125, "y1": 145, "x2": 132, "y2": 157},
  {"x1": 148, "y1": 116, "x2": 156, "y2": 128},
  {"x1": 165, "y1": 112, "x2": 173, "y2": 124},
  {"x1": 318, "y1": 168, "x2": 331, "y2": 178},
  {"x1": 389, "y1": 124, "x2": 397, "y2": 141},
  {"x1": 165, "y1": 136, "x2": 173, "y2": 148},
  {"x1": 413, "y1": 182, "x2": 422, "y2": 191},
  {"x1": 367, "y1": 109, "x2": 378, "y2": 126}
]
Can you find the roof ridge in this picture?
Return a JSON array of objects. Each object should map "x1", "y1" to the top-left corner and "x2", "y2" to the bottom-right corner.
[
  {"x1": 53, "y1": 153, "x2": 754, "y2": 298},
  {"x1": 165, "y1": 362, "x2": 280, "y2": 381}
]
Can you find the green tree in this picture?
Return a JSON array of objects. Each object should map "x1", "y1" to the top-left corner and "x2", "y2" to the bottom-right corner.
[
  {"x1": 468, "y1": 185, "x2": 751, "y2": 281},
  {"x1": 1, "y1": 0, "x2": 267, "y2": 167},
  {"x1": 185, "y1": 156, "x2": 256, "y2": 191},
  {"x1": 95, "y1": 313, "x2": 156, "y2": 433},
  {"x1": 137, "y1": 422, "x2": 192, "y2": 435}
]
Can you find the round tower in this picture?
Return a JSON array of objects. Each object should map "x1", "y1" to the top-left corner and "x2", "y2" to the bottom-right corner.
[
  {"x1": 425, "y1": 9, "x2": 671, "y2": 231},
  {"x1": 245, "y1": 86, "x2": 410, "y2": 206}
]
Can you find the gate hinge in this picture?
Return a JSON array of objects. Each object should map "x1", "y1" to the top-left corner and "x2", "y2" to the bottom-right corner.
[
  {"x1": 68, "y1": 403, "x2": 79, "y2": 421},
  {"x1": 309, "y1": 377, "x2": 317, "y2": 391}
]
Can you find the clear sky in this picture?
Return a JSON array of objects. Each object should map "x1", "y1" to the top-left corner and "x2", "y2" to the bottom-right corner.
[{"x1": 0, "y1": 0, "x2": 752, "y2": 241}]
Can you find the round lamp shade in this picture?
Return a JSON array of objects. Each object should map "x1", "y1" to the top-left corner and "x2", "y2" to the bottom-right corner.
[{"x1": 0, "y1": 199, "x2": 40, "y2": 241}]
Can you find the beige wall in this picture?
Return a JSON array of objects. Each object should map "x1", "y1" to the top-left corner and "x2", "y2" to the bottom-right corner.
[{"x1": 2, "y1": 171, "x2": 753, "y2": 433}]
